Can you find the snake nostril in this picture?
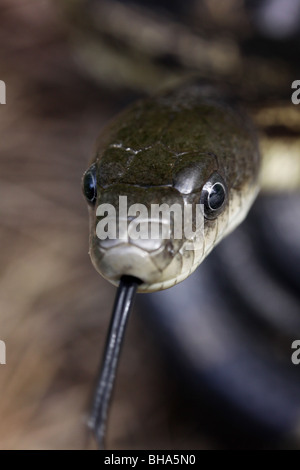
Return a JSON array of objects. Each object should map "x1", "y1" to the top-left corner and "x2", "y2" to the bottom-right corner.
[{"x1": 166, "y1": 241, "x2": 175, "y2": 257}]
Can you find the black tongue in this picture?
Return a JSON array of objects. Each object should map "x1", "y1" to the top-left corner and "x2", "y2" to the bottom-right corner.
[{"x1": 89, "y1": 275, "x2": 141, "y2": 449}]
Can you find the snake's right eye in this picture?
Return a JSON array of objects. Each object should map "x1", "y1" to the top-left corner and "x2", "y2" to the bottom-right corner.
[
  {"x1": 82, "y1": 163, "x2": 97, "y2": 205},
  {"x1": 200, "y1": 172, "x2": 227, "y2": 220}
]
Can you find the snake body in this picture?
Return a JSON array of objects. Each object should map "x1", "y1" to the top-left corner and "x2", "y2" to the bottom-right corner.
[{"x1": 83, "y1": 83, "x2": 260, "y2": 292}]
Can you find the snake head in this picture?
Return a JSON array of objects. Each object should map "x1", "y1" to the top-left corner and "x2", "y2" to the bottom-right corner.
[{"x1": 82, "y1": 83, "x2": 260, "y2": 292}]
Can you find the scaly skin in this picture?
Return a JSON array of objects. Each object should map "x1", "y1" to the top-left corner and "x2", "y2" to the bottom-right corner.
[{"x1": 85, "y1": 83, "x2": 260, "y2": 292}]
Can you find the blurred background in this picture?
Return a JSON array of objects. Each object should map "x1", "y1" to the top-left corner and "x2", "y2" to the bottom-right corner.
[{"x1": 0, "y1": 0, "x2": 300, "y2": 450}]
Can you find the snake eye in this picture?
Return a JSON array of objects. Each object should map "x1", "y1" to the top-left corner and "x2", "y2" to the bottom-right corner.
[
  {"x1": 201, "y1": 173, "x2": 227, "y2": 219},
  {"x1": 82, "y1": 163, "x2": 97, "y2": 205}
]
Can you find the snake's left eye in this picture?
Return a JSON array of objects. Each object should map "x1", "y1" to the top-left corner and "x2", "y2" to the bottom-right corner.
[
  {"x1": 82, "y1": 163, "x2": 97, "y2": 205},
  {"x1": 201, "y1": 173, "x2": 227, "y2": 219}
]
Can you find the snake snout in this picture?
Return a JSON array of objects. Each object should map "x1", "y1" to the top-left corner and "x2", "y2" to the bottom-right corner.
[
  {"x1": 90, "y1": 216, "x2": 184, "y2": 290},
  {"x1": 94, "y1": 244, "x2": 163, "y2": 285},
  {"x1": 98, "y1": 218, "x2": 170, "y2": 251}
]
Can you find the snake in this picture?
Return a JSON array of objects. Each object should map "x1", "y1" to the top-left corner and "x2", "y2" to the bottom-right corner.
[
  {"x1": 82, "y1": 82, "x2": 260, "y2": 292},
  {"x1": 68, "y1": 0, "x2": 300, "y2": 295},
  {"x1": 58, "y1": 0, "x2": 300, "y2": 447}
]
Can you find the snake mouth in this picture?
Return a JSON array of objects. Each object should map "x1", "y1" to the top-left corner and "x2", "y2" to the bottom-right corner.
[
  {"x1": 92, "y1": 244, "x2": 162, "y2": 285},
  {"x1": 90, "y1": 213, "x2": 188, "y2": 290},
  {"x1": 90, "y1": 235, "x2": 197, "y2": 292}
]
